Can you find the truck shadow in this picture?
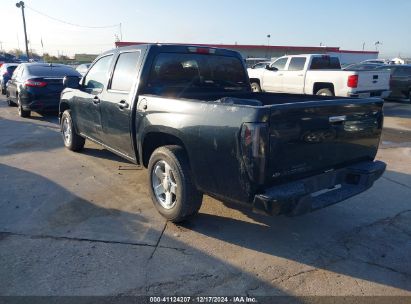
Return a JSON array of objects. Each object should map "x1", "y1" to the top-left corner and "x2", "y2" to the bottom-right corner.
[
  {"x1": 0, "y1": 164, "x2": 286, "y2": 297},
  {"x1": 181, "y1": 170, "x2": 411, "y2": 292}
]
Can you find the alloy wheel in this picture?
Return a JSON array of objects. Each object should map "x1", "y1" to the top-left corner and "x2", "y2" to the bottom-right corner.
[{"x1": 151, "y1": 160, "x2": 178, "y2": 209}]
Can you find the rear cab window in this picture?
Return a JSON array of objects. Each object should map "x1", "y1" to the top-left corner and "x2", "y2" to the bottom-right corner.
[
  {"x1": 310, "y1": 56, "x2": 341, "y2": 70},
  {"x1": 145, "y1": 52, "x2": 249, "y2": 95}
]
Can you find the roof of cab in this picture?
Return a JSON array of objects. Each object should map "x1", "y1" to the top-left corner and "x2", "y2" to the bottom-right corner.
[{"x1": 98, "y1": 43, "x2": 242, "y2": 58}]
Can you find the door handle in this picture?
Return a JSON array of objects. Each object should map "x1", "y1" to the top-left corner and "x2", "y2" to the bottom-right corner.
[
  {"x1": 118, "y1": 100, "x2": 129, "y2": 110},
  {"x1": 138, "y1": 98, "x2": 148, "y2": 111},
  {"x1": 93, "y1": 96, "x2": 100, "y2": 104}
]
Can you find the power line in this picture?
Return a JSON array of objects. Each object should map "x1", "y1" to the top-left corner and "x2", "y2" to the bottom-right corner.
[{"x1": 26, "y1": 5, "x2": 120, "y2": 29}]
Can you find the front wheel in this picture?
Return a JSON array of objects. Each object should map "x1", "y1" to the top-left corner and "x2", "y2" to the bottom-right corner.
[
  {"x1": 251, "y1": 82, "x2": 262, "y2": 92},
  {"x1": 148, "y1": 145, "x2": 203, "y2": 222},
  {"x1": 6, "y1": 92, "x2": 16, "y2": 107},
  {"x1": 316, "y1": 88, "x2": 334, "y2": 96},
  {"x1": 61, "y1": 109, "x2": 85, "y2": 151}
]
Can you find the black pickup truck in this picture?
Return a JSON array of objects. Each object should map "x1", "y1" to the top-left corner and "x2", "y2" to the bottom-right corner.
[{"x1": 60, "y1": 44, "x2": 386, "y2": 222}]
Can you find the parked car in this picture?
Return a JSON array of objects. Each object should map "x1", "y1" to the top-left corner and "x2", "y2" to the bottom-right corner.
[
  {"x1": 6, "y1": 63, "x2": 81, "y2": 117},
  {"x1": 76, "y1": 63, "x2": 91, "y2": 76},
  {"x1": 245, "y1": 57, "x2": 271, "y2": 68},
  {"x1": 343, "y1": 63, "x2": 385, "y2": 71},
  {"x1": 250, "y1": 61, "x2": 271, "y2": 69},
  {"x1": 0, "y1": 63, "x2": 19, "y2": 95},
  {"x1": 248, "y1": 54, "x2": 391, "y2": 98},
  {"x1": 361, "y1": 59, "x2": 391, "y2": 65},
  {"x1": 376, "y1": 65, "x2": 411, "y2": 103},
  {"x1": 60, "y1": 44, "x2": 386, "y2": 222}
]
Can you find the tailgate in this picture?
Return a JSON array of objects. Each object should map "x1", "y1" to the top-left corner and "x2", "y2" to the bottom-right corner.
[
  {"x1": 356, "y1": 71, "x2": 390, "y2": 91},
  {"x1": 267, "y1": 99, "x2": 383, "y2": 184}
]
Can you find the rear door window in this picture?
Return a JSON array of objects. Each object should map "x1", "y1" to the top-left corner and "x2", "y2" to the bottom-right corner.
[
  {"x1": 110, "y1": 51, "x2": 141, "y2": 92},
  {"x1": 287, "y1": 57, "x2": 306, "y2": 71}
]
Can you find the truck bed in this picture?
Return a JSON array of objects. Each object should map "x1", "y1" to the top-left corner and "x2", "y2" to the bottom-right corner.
[{"x1": 158, "y1": 91, "x2": 345, "y2": 106}]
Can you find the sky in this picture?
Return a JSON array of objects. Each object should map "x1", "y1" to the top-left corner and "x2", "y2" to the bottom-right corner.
[{"x1": 1, "y1": 0, "x2": 411, "y2": 58}]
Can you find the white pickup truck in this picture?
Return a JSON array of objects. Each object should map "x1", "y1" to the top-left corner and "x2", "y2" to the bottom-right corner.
[{"x1": 248, "y1": 54, "x2": 391, "y2": 98}]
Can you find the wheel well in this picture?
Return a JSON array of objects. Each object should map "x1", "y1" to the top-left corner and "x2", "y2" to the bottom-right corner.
[
  {"x1": 59, "y1": 102, "x2": 70, "y2": 118},
  {"x1": 313, "y1": 82, "x2": 335, "y2": 95},
  {"x1": 142, "y1": 133, "x2": 186, "y2": 168},
  {"x1": 249, "y1": 78, "x2": 260, "y2": 85}
]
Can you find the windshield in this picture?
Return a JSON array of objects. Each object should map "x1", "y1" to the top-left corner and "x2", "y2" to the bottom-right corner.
[{"x1": 145, "y1": 53, "x2": 249, "y2": 96}]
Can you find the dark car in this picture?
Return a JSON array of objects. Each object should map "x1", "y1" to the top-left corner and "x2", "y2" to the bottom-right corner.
[
  {"x1": 0, "y1": 63, "x2": 19, "y2": 95},
  {"x1": 59, "y1": 44, "x2": 385, "y2": 222},
  {"x1": 376, "y1": 65, "x2": 411, "y2": 103},
  {"x1": 6, "y1": 63, "x2": 81, "y2": 117}
]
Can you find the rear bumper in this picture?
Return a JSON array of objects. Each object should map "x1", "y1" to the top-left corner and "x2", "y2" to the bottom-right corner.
[
  {"x1": 20, "y1": 94, "x2": 60, "y2": 111},
  {"x1": 348, "y1": 90, "x2": 391, "y2": 99},
  {"x1": 253, "y1": 160, "x2": 386, "y2": 216}
]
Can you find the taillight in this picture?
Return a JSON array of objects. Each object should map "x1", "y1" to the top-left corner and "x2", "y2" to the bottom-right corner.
[
  {"x1": 240, "y1": 122, "x2": 268, "y2": 184},
  {"x1": 347, "y1": 75, "x2": 359, "y2": 88},
  {"x1": 25, "y1": 79, "x2": 47, "y2": 88}
]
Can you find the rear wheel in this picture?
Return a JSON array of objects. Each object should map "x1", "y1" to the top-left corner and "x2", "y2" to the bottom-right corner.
[
  {"x1": 148, "y1": 145, "x2": 203, "y2": 223},
  {"x1": 251, "y1": 82, "x2": 262, "y2": 92},
  {"x1": 17, "y1": 96, "x2": 31, "y2": 118},
  {"x1": 316, "y1": 88, "x2": 334, "y2": 96},
  {"x1": 61, "y1": 109, "x2": 85, "y2": 151}
]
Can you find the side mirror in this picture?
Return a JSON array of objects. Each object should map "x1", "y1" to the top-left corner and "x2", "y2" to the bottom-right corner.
[
  {"x1": 63, "y1": 76, "x2": 81, "y2": 89},
  {"x1": 266, "y1": 65, "x2": 278, "y2": 71}
]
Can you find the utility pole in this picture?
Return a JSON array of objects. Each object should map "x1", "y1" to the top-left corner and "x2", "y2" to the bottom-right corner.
[
  {"x1": 266, "y1": 34, "x2": 271, "y2": 59},
  {"x1": 119, "y1": 23, "x2": 123, "y2": 41},
  {"x1": 16, "y1": 1, "x2": 30, "y2": 60}
]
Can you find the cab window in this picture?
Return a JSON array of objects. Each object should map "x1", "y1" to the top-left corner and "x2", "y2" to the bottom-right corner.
[
  {"x1": 271, "y1": 58, "x2": 288, "y2": 70},
  {"x1": 84, "y1": 55, "x2": 113, "y2": 92},
  {"x1": 110, "y1": 51, "x2": 141, "y2": 92},
  {"x1": 288, "y1": 57, "x2": 306, "y2": 71}
]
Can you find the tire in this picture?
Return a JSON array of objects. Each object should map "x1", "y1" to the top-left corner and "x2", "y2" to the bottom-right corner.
[
  {"x1": 6, "y1": 91, "x2": 16, "y2": 107},
  {"x1": 1, "y1": 87, "x2": 5, "y2": 95},
  {"x1": 148, "y1": 145, "x2": 203, "y2": 222},
  {"x1": 316, "y1": 88, "x2": 334, "y2": 96},
  {"x1": 61, "y1": 109, "x2": 85, "y2": 151},
  {"x1": 251, "y1": 82, "x2": 262, "y2": 92},
  {"x1": 17, "y1": 96, "x2": 31, "y2": 118}
]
